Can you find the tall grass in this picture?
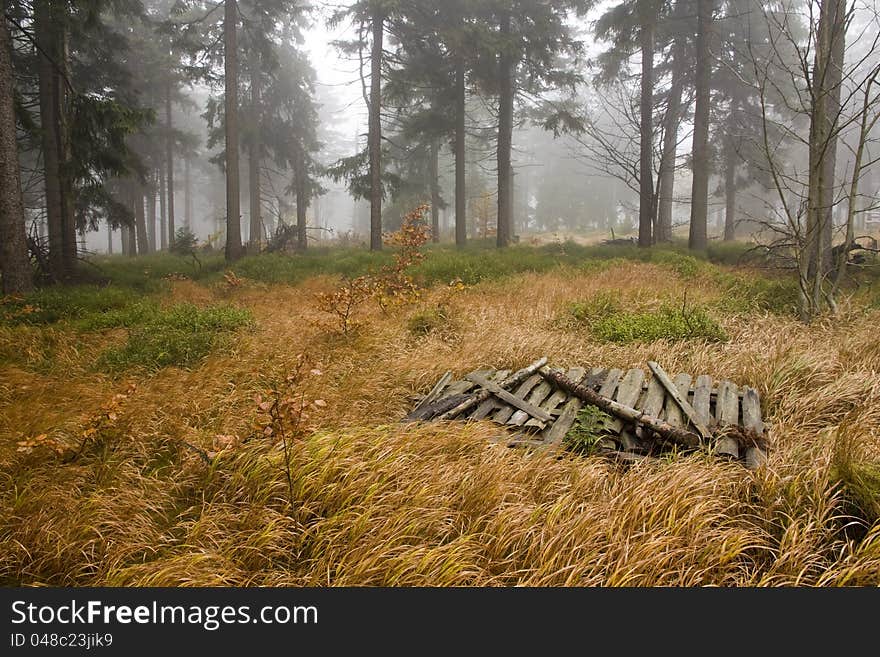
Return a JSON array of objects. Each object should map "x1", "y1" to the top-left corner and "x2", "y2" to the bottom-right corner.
[{"x1": 1, "y1": 254, "x2": 878, "y2": 586}]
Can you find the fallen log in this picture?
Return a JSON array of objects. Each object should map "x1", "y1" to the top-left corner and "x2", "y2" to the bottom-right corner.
[
  {"x1": 438, "y1": 357, "x2": 548, "y2": 421},
  {"x1": 538, "y1": 367, "x2": 701, "y2": 449}
]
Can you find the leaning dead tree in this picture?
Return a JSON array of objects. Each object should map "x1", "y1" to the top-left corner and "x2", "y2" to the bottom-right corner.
[{"x1": 739, "y1": 0, "x2": 880, "y2": 321}]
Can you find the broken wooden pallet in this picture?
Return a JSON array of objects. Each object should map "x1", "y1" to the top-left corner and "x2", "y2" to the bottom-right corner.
[{"x1": 405, "y1": 359, "x2": 768, "y2": 469}]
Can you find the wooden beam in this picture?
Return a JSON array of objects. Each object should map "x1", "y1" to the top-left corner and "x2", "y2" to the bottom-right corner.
[{"x1": 465, "y1": 372, "x2": 554, "y2": 422}]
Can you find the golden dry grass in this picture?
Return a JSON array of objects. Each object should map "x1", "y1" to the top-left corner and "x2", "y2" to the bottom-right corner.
[{"x1": 1, "y1": 260, "x2": 879, "y2": 586}]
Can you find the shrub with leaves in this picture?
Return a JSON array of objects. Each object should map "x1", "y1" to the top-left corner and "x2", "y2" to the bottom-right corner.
[
  {"x1": 375, "y1": 204, "x2": 431, "y2": 310},
  {"x1": 565, "y1": 406, "x2": 612, "y2": 454},
  {"x1": 315, "y1": 205, "x2": 431, "y2": 334},
  {"x1": 253, "y1": 355, "x2": 326, "y2": 505}
]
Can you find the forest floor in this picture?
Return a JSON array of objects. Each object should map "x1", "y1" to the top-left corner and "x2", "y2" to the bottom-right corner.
[{"x1": 1, "y1": 240, "x2": 879, "y2": 585}]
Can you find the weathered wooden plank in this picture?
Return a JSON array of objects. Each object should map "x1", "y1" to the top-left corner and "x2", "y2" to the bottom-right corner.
[
  {"x1": 509, "y1": 375, "x2": 556, "y2": 426},
  {"x1": 466, "y1": 373, "x2": 554, "y2": 423},
  {"x1": 741, "y1": 386, "x2": 767, "y2": 469},
  {"x1": 598, "y1": 368, "x2": 623, "y2": 398},
  {"x1": 692, "y1": 374, "x2": 713, "y2": 428},
  {"x1": 490, "y1": 373, "x2": 544, "y2": 423},
  {"x1": 541, "y1": 370, "x2": 591, "y2": 445},
  {"x1": 630, "y1": 373, "x2": 667, "y2": 448},
  {"x1": 438, "y1": 359, "x2": 548, "y2": 421},
  {"x1": 740, "y1": 387, "x2": 764, "y2": 434},
  {"x1": 469, "y1": 369, "x2": 511, "y2": 420},
  {"x1": 524, "y1": 367, "x2": 587, "y2": 429},
  {"x1": 442, "y1": 369, "x2": 493, "y2": 398},
  {"x1": 648, "y1": 361, "x2": 712, "y2": 441},
  {"x1": 663, "y1": 373, "x2": 692, "y2": 428},
  {"x1": 641, "y1": 376, "x2": 666, "y2": 418},
  {"x1": 410, "y1": 371, "x2": 453, "y2": 414},
  {"x1": 715, "y1": 380, "x2": 740, "y2": 459},
  {"x1": 607, "y1": 368, "x2": 645, "y2": 434}
]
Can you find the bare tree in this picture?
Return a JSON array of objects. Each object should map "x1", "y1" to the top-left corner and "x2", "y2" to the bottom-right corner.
[{"x1": 742, "y1": 0, "x2": 880, "y2": 320}]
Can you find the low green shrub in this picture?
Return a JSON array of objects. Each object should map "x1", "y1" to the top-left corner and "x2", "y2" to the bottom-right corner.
[
  {"x1": 98, "y1": 304, "x2": 253, "y2": 372},
  {"x1": 565, "y1": 406, "x2": 612, "y2": 454},
  {"x1": 592, "y1": 304, "x2": 727, "y2": 343}
]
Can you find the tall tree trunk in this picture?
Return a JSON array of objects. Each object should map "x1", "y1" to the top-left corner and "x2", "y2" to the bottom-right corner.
[
  {"x1": 147, "y1": 176, "x2": 157, "y2": 252},
  {"x1": 688, "y1": 0, "x2": 712, "y2": 251},
  {"x1": 55, "y1": 21, "x2": 75, "y2": 275},
  {"x1": 638, "y1": 1, "x2": 656, "y2": 248},
  {"x1": 184, "y1": 157, "x2": 192, "y2": 229},
  {"x1": 107, "y1": 225, "x2": 113, "y2": 255},
  {"x1": 224, "y1": 0, "x2": 242, "y2": 260},
  {"x1": 165, "y1": 81, "x2": 175, "y2": 244},
  {"x1": 0, "y1": 2, "x2": 33, "y2": 294},
  {"x1": 429, "y1": 138, "x2": 440, "y2": 242},
  {"x1": 295, "y1": 155, "x2": 308, "y2": 251},
  {"x1": 454, "y1": 54, "x2": 467, "y2": 247},
  {"x1": 121, "y1": 225, "x2": 129, "y2": 256},
  {"x1": 368, "y1": 10, "x2": 384, "y2": 251},
  {"x1": 496, "y1": 11, "x2": 513, "y2": 248},
  {"x1": 35, "y1": 0, "x2": 64, "y2": 279},
  {"x1": 820, "y1": 0, "x2": 845, "y2": 274},
  {"x1": 134, "y1": 186, "x2": 148, "y2": 255},
  {"x1": 657, "y1": 39, "x2": 684, "y2": 243},
  {"x1": 158, "y1": 166, "x2": 167, "y2": 250},
  {"x1": 248, "y1": 55, "x2": 261, "y2": 252},
  {"x1": 723, "y1": 108, "x2": 737, "y2": 241}
]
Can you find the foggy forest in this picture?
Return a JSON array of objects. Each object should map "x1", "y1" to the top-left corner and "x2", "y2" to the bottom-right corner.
[{"x1": 1, "y1": 0, "x2": 879, "y2": 590}]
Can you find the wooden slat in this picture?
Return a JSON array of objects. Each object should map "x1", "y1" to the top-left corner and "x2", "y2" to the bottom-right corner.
[
  {"x1": 541, "y1": 370, "x2": 591, "y2": 445},
  {"x1": 410, "y1": 371, "x2": 453, "y2": 414},
  {"x1": 641, "y1": 376, "x2": 666, "y2": 417},
  {"x1": 466, "y1": 373, "x2": 554, "y2": 423},
  {"x1": 441, "y1": 368, "x2": 494, "y2": 398},
  {"x1": 663, "y1": 373, "x2": 692, "y2": 428},
  {"x1": 741, "y1": 386, "x2": 767, "y2": 469},
  {"x1": 597, "y1": 369, "x2": 623, "y2": 399},
  {"x1": 715, "y1": 380, "x2": 740, "y2": 459},
  {"x1": 692, "y1": 374, "x2": 713, "y2": 428},
  {"x1": 469, "y1": 369, "x2": 511, "y2": 420},
  {"x1": 630, "y1": 374, "x2": 667, "y2": 448},
  {"x1": 509, "y1": 376, "x2": 555, "y2": 426},
  {"x1": 608, "y1": 368, "x2": 645, "y2": 434},
  {"x1": 740, "y1": 387, "x2": 763, "y2": 434},
  {"x1": 648, "y1": 361, "x2": 712, "y2": 441},
  {"x1": 524, "y1": 367, "x2": 587, "y2": 429},
  {"x1": 491, "y1": 374, "x2": 543, "y2": 423}
]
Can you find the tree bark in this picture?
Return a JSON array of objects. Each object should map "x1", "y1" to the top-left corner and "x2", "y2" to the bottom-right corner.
[
  {"x1": 184, "y1": 156, "x2": 192, "y2": 230},
  {"x1": 35, "y1": 0, "x2": 65, "y2": 279},
  {"x1": 638, "y1": 1, "x2": 656, "y2": 248},
  {"x1": 147, "y1": 175, "x2": 157, "y2": 252},
  {"x1": 454, "y1": 54, "x2": 467, "y2": 247},
  {"x1": 158, "y1": 166, "x2": 167, "y2": 250},
  {"x1": 368, "y1": 10, "x2": 384, "y2": 251},
  {"x1": 723, "y1": 111, "x2": 737, "y2": 241},
  {"x1": 107, "y1": 225, "x2": 113, "y2": 255},
  {"x1": 295, "y1": 154, "x2": 308, "y2": 251},
  {"x1": 134, "y1": 185, "x2": 148, "y2": 255},
  {"x1": 429, "y1": 138, "x2": 440, "y2": 242},
  {"x1": 224, "y1": 0, "x2": 242, "y2": 261},
  {"x1": 688, "y1": 0, "x2": 712, "y2": 251},
  {"x1": 0, "y1": 2, "x2": 33, "y2": 294},
  {"x1": 496, "y1": 11, "x2": 513, "y2": 248},
  {"x1": 820, "y1": 0, "x2": 845, "y2": 274},
  {"x1": 657, "y1": 39, "x2": 684, "y2": 243},
  {"x1": 165, "y1": 81, "x2": 175, "y2": 245},
  {"x1": 248, "y1": 57, "x2": 261, "y2": 252}
]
